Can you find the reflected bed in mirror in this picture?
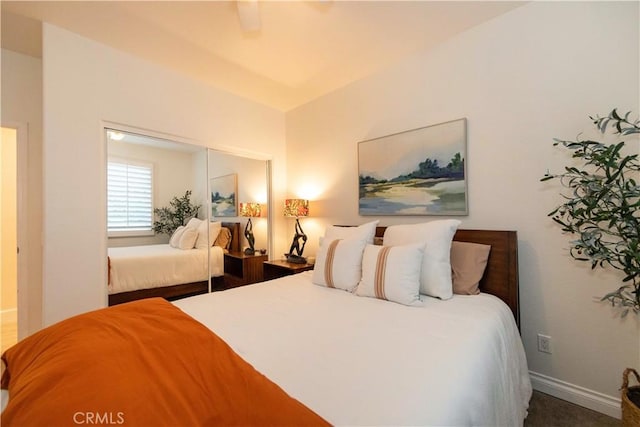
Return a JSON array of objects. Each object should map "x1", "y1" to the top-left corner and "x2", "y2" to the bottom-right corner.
[{"x1": 108, "y1": 222, "x2": 241, "y2": 305}]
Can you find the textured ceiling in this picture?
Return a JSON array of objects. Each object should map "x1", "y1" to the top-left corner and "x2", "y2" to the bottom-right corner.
[{"x1": 2, "y1": 1, "x2": 523, "y2": 111}]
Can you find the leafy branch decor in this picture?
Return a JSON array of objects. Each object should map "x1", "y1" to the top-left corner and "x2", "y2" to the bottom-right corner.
[
  {"x1": 153, "y1": 190, "x2": 201, "y2": 236},
  {"x1": 541, "y1": 109, "x2": 640, "y2": 316}
]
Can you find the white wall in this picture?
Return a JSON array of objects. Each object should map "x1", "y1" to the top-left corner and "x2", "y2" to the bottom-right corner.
[
  {"x1": 107, "y1": 139, "x2": 203, "y2": 247},
  {"x1": 286, "y1": 1, "x2": 639, "y2": 416},
  {"x1": 1, "y1": 49, "x2": 43, "y2": 337},
  {"x1": 42, "y1": 24, "x2": 286, "y2": 326}
]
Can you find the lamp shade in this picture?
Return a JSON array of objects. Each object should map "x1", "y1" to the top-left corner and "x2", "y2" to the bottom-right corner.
[
  {"x1": 240, "y1": 202, "x2": 261, "y2": 218},
  {"x1": 284, "y1": 199, "x2": 309, "y2": 217}
]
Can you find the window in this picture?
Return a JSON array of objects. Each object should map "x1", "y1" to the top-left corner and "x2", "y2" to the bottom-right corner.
[{"x1": 107, "y1": 159, "x2": 154, "y2": 236}]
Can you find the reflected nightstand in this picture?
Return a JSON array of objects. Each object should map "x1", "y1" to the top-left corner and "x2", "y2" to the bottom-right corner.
[{"x1": 223, "y1": 251, "x2": 268, "y2": 288}]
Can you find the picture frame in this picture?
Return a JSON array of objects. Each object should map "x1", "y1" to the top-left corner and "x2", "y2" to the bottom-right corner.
[
  {"x1": 358, "y1": 118, "x2": 468, "y2": 216},
  {"x1": 210, "y1": 173, "x2": 238, "y2": 217}
]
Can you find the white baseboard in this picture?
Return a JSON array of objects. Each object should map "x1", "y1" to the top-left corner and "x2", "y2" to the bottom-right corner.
[{"x1": 529, "y1": 371, "x2": 621, "y2": 419}]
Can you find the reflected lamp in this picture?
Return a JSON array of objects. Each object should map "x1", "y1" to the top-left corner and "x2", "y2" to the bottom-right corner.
[
  {"x1": 284, "y1": 199, "x2": 309, "y2": 264},
  {"x1": 240, "y1": 202, "x2": 261, "y2": 255}
]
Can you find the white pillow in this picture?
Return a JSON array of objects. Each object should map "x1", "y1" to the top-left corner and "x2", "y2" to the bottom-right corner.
[
  {"x1": 383, "y1": 220, "x2": 461, "y2": 300},
  {"x1": 356, "y1": 244, "x2": 423, "y2": 306},
  {"x1": 312, "y1": 238, "x2": 367, "y2": 292},
  {"x1": 324, "y1": 220, "x2": 379, "y2": 244},
  {"x1": 176, "y1": 227, "x2": 198, "y2": 250},
  {"x1": 185, "y1": 217, "x2": 202, "y2": 229},
  {"x1": 169, "y1": 226, "x2": 186, "y2": 248},
  {"x1": 195, "y1": 221, "x2": 222, "y2": 249}
]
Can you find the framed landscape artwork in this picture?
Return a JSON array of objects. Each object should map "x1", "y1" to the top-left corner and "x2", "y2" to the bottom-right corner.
[
  {"x1": 210, "y1": 173, "x2": 237, "y2": 217},
  {"x1": 358, "y1": 118, "x2": 468, "y2": 216}
]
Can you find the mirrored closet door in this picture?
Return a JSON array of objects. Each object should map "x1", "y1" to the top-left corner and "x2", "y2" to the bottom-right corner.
[
  {"x1": 105, "y1": 129, "x2": 211, "y2": 305},
  {"x1": 208, "y1": 149, "x2": 271, "y2": 289},
  {"x1": 104, "y1": 130, "x2": 273, "y2": 305}
]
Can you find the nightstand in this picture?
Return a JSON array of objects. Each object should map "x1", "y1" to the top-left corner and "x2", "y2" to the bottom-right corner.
[
  {"x1": 224, "y1": 252, "x2": 268, "y2": 288},
  {"x1": 263, "y1": 259, "x2": 315, "y2": 281}
]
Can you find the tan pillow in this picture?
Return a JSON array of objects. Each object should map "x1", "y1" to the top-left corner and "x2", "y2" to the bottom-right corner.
[
  {"x1": 214, "y1": 227, "x2": 232, "y2": 251},
  {"x1": 450, "y1": 241, "x2": 491, "y2": 295}
]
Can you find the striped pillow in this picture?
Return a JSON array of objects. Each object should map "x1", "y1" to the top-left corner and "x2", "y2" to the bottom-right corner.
[
  {"x1": 312, "y1": 238, "x2": 367, "y2": 292},
  {"x1": 355, "y1": 244, "x2": 424, "y2": 306}
]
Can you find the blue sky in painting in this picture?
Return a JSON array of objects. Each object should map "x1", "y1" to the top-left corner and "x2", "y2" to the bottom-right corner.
[{"x1": 359, "y1": 119, "x2": 465, "y2": 181}]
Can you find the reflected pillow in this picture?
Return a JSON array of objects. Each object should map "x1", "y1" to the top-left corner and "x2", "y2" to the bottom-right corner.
[
  {"x1": 214, "y1": 227, "x2": 232, "y2": 251},
  {"x1": 177, "y1": 227, "x2": 198, "y2": 250},
  {"x1": 356, "y1": 244, "x2": 423, "y2": 306},
  {"x1": 185, "y1": 218, "x2": 202, "y2": 229},
  {"x1": 324, "y1": 220, "x2": 379, "y2": 244},
  {"x1": 195, "y1": 221, "x2": 223, "y2": 250},
  {"x1": 169, "y1": 226, "x2": 186, "y2": 248},
  {"x1": 451, "y1": 241, "x2": 491, "y2": 295},
  {"x1": 312, "y1": 238, "x2": 367, "y2": 292},
  {"x1": 383, "y1": 220, "x2": 461, "y2": 300}
]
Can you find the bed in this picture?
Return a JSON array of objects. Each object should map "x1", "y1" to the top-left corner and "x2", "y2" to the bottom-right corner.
[
  {"x1": 1, "y1": 225, "x2": 531, "y2": 426},
  {"x1": 108, "y1": 222, "x2": 241, "y2": 305}
]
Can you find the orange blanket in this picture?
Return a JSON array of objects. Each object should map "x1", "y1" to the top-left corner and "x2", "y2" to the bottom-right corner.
[{"x1": 1, "y1": 298, "x2": 330, "y2": 426}]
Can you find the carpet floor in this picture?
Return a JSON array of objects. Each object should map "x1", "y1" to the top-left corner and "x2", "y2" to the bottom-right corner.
[{"x1": 525, "y1": 390, "x2": 620, "y2": 426}]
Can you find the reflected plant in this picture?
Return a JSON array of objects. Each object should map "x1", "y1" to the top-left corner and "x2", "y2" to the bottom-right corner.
[
  {"x1": 153, "y1": 190, "x2": 201, "y2": 236},
  {"x1": 541, "y1": 109, "x2": 640, "y2": 316}
]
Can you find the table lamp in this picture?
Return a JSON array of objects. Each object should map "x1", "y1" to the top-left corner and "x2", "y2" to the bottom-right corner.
[
  {"x1": 284, "y1": 199, "x2": 309, "y2": 264},
  {"x1": 240, "y1": 202, "x2": 261, "y2": 255}
]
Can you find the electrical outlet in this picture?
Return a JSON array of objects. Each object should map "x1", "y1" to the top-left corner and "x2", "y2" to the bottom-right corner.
[{"x1": 537, "y1": 334, "x2": 552, "y2": 354}]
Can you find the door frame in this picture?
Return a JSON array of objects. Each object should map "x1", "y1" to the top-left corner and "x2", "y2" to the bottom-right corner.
[{"x1": 2, "y1": 122, "x2": 29, "y2": 340}]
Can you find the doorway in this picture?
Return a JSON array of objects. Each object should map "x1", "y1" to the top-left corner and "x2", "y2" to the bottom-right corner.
[{"x1": 1, "y1": 127, "x2": 18, "y2": 351}]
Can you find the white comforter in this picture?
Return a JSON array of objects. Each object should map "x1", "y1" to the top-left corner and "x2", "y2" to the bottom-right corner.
[
  {"x1": 175, "y1": 271, "x2": 532, "y2": 426},
  {"x1": 108, "y1": 244, "x2": 224, "y2": 294}
]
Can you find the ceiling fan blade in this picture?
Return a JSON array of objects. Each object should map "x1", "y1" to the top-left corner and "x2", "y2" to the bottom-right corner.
[{"x1": 237, "y1": 0, "x2": 261, "y2": 32}]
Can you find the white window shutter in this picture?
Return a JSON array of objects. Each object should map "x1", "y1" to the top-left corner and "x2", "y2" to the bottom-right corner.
[{"x1": 107, "y1": 160, "x2": 153, "y2": 232}]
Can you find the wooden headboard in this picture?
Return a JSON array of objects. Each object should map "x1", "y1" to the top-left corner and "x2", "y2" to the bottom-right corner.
[
  {"x1": 375, "y1": 227, "x2": 520, "y2": 327},
  {"x1": 221, "y1": 222, "x2": 242, "y2": 253}
]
